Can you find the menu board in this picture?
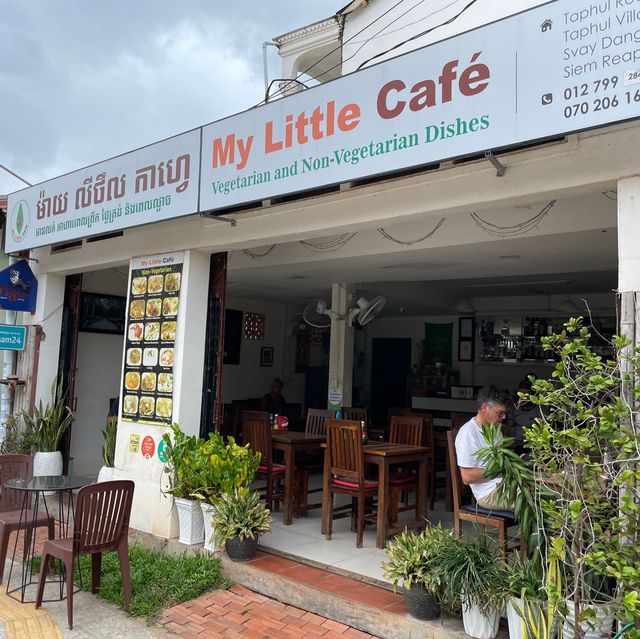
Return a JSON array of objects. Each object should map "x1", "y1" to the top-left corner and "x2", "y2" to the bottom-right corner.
[{"x1": 120, "y1": 252, "x2": 183, "y2": 425}]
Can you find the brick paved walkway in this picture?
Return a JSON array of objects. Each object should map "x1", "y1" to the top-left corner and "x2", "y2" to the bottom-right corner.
[{"x1": 161, "y1": 585, "x2": 379, "y2": 639}]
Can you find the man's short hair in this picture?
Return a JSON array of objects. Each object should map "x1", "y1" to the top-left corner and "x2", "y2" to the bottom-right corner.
[{"x1": 477, "y1": 385, "x2": 512, "y2": 410}]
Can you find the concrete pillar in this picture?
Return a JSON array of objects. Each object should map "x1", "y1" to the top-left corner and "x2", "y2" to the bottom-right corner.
[
  {"x1": 114, "y1": 249, "x2": 210, "y2": 539},
  {"x1": 327, "y1": 283, "x2": 354, "y2": 411},
  {"x1": 29, "y1": 273, "x2": 65, "y2": 406}
]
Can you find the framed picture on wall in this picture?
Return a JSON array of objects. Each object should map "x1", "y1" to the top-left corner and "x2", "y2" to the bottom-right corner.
[
  {"x1": 260, "y1": 346, "x2": 273, "y2": 367},
  {"x1": 458, "y1": 316, "x2": 475, "y2": 362},
  {"x1": 79, "y1": 292, "x2": 126, "y2": 335}
]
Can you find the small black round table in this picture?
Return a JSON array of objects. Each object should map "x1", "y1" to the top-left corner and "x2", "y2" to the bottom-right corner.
[{"x1": 4, "y1": 475, "x2": 93, "y2": 602}]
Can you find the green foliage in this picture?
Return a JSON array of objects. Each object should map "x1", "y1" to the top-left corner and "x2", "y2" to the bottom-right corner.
[
  {"x1": 161, "y1": 424, "x2": 260, "y2": 503},
  {"x1": 34, "y1": 543, "x2": 230, "y2": 623},
  {"x1": 101, "y1": 417, "x2": 117, "y2": 467},
  {"x1": 382, "y1": 524, "x2": 458, "y2": 611},
  {"x1": 0, "y1": 414, "x2": 35, "y2": 454},
  {"x1": 498, "y1": 552, "x2": 545, "y2": 603},
  {"x1": 22, "y1": 376, "x2": 74, "y2": 452},
  {"x1": 437, "y1": 529, "x2": 503, "y2": 615},
  {"x1": 211, "y1": 488, "x2": 272, "y2": 543}
]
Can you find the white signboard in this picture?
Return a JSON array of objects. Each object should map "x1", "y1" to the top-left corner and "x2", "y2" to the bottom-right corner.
[
  {"x1": 199, "y1": 0, "x2": 640, "y2": 211},
  {"x1": 5, "y1": 130, "x2": 200, "y2": 253}
]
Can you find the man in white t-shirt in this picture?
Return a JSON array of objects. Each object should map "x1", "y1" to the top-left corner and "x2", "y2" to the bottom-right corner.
[{"x1": 455, "y1": 385, "x2": 514, "y2": 511}]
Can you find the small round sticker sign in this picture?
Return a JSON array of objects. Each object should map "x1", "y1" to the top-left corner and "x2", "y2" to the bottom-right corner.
[
  {"x1": 157, "y1": 439, "x2": 169, "y2": 463},
  {"x1": 141, "y1": 436, "x2": 155, "y2": 460}
]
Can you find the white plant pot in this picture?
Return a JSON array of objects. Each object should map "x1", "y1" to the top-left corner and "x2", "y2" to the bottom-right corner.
[
  {"x1": 175, "y1": 498, "x2": 205, "y2": 545},
  {"x1": 201, "y1": 502, "x2": 219, "y2": 553},
  {"x1": 563, "y1": 599, "x2": 614, "y2": 639},
  {"x1": 462, "y1": 600, "x2": 500, "y2": 639},
  {"x1": 507, "y1": 598, "x2": 528, "y2": 639},
  {"x1": 33, "y1": 451, "x2": 64, "y2": 496},
  {"x1": 97, "y1": 466, "x2": 114, "y2": 483}
]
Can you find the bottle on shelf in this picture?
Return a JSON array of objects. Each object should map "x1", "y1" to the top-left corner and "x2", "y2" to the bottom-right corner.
[
  {"x1": 501, "y1": 319, "x2": 510, "y2": 336},
  {"x1": 360, "y1": 420, "x2": 368, "y2": 443}
]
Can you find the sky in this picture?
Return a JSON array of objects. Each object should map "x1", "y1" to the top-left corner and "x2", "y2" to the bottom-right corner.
[{"x1": 0, "y1": 0, "x2": 339, "y2": 194}]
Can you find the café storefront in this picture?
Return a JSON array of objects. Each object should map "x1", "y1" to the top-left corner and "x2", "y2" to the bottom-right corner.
[{"x1": 5, "y1": 0, "x2": 640, "y2": 546}]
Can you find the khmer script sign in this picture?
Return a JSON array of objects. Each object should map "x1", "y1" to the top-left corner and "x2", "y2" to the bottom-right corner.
[{"x1": 5, "y1": 129, "x2": 200, "y2": 253}]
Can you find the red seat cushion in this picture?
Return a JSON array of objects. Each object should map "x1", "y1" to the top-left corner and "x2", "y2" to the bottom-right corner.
[
  {"x1": 258, "y1": 464, "x2": 286, "y2": 473},
  {"x1": 389, "y1": 474, "x2": 416, "y2": 485},
  {"x1": 332, "y1": 477, "x2": 378, "y2": 489}
]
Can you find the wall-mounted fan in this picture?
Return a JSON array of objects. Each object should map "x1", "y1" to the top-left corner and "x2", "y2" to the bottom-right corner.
[
  {"x1": 302, "y1": 300, "x2": 332, "y2": 329},
  {"x1": 353, "y1": 295, "x2": 386, "y2": 326}
]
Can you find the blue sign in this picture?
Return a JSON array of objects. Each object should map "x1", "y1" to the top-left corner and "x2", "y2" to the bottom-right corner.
[
  {"x1": 0, "y1": 325, "x2": 26, "y2": 351},
  {"x1": 0, "y1": 260, "x2": 38, "y2": 313}
]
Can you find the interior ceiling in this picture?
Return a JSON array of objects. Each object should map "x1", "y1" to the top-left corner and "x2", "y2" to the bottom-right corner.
[{"x1": 227, "y1": 226, "x2": 618, "y2": 315}]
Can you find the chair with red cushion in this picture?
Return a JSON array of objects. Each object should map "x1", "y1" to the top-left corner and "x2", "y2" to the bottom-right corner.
[
  {"x1": 35, "y1": 480, "x2": 134, "y2": 630},
  {"x1": 242, "y1": 411, "x2": 284, "y2": 511},
  {"x1": 0, "y1": 454, "x2": 55, "y2": 584},
  {"x1": 323, "y1": 419, "x2": 378, "y2": 548}
]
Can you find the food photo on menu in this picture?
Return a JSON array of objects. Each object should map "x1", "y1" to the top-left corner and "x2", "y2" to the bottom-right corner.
[{"x1": 160, "y1": 348, "x2": 173, "y2": 366}]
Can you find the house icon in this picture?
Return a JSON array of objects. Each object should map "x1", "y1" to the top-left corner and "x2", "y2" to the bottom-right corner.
[{"x1": 541, "y1": 19, "x2": 553, "y2": 32}]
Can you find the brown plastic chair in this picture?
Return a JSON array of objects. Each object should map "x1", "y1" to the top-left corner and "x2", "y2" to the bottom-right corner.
[
  {"x1": 0, "y1": 454, "x2": 55, "y2": 583},
  {"x1": 323, "y1": 419, "x2": 378, "y2": 548},
  {"x1": 447, "y1": 431, "x2": 516, "y2": 555},
  {"x1": 35, "y1": 480, "x2": 135, "y2": 629},
  {"x1": 242, "y1": 411, "x2": 284, "y2": 511}
]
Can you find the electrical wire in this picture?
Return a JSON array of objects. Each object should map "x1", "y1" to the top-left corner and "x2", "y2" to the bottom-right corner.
[
  {"x1": 377, "y1": 217, "x2": 446, "y2": 245},
  {"x1": 261, "y1": 0, "x2": 409, "y2": 104},
  {"x1": 242, "y1": 245, "x2": 277, "y2": 260},
  {"x1": 470, "y1": 201, "x2": 556, "y2": 237},
  {"x1": 355, "y1": 0, "x2": 478, "y2": 71},
  {"x1": 299, "y1": 233, "x2": 357, "y2": 252}
]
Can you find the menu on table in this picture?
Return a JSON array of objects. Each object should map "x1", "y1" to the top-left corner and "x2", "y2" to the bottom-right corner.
[{"x1": 120, "y1": 252, "x2": 183, "y2": 426}]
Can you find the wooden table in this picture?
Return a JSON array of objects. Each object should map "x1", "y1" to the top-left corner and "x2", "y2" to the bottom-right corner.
[
  {"x1": 321, "y1": 442, "x2": 430, "y2": 549},
  {"x1": 272, "y1": 431, "x2": 325, "y2": 526}
]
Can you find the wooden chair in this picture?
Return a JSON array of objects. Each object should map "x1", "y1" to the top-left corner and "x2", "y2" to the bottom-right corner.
[
  {"x1": 388, "y1": 415, "x2": 426, "y2": 522},
  {"x1": 343, "y1": 406, "x2": 368, "y2": 423},
  {"x1": 0, "y1": 454, "x2": 55, "y2": 584},
  {"x1": 284, "y1": 403, "x2": 303, "y2": 431},
  {"x1": 324, "y1": 419, "x2": 378, "y2": 548},
  {"x1": 35, "y1": 480, "x2": 134, "y2": 630},
  {"x1": 305, "y1": 408, "x2": 336, "y2": 436},
  {"x1": 242, "y1": 411, "x2": 284, "y2": 511},
  {"x1": 447, "y1": 430, "x2": 514, "y2": 554}
]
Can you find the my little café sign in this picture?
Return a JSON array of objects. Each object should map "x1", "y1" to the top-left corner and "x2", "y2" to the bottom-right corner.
[{"x1": 6, "y1": 0, "x2": 640, "y2": 253}]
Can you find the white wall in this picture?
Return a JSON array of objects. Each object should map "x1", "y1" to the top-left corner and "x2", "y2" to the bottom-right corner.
[
  {"x1": 343, "y1": 0, "x2": 548, "y2": 73},
  {"x1": 70, "y1": 332, "x2": 122, "y2": 476},
  {"x1": 222, "y1": 296, "x2": 305, "y2": 405}
]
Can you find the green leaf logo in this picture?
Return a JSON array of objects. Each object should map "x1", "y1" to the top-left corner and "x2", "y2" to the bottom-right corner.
[{"x1": 16, "y1": 204, "x2": 24, "y2": 235}]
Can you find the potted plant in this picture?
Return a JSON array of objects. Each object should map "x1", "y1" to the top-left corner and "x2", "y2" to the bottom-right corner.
[
  {"x1": 498, "y1": 553, "x2": 545, "y2": 639},
  {"x1": 383, "y1": 524, "x2": 455, "y2": 620},
  {"x1": 440, "y1": 531, "x2": 503, "y2": 639},
  {"x1": 97, "y1": 417, "x2": 117, "y2": 482},
  {"x1": 161, "y1": 423, "x2": 204, "y2": 545},
  {"x1": 22, "y1": 377, "x2": 74, "y2": 479},
  {"x1": 211, "y1": 487, "x2": 272, "y2": 561},
  {"x1": 190, "y1": 433, "x2": 260, "y2": 552}
]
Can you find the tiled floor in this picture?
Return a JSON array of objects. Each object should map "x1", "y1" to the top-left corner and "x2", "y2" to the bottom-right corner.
[
  {"x1": 161, "y1": 583, "x2": 379, "y2": 639},
  {"x1": 259, "y1": 487, "x2": 458, "y2": 584}
]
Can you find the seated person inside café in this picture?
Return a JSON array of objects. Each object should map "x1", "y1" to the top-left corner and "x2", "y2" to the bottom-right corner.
[
  {"x1": 261, "y1": 378, "x2": 286, "y2": 414},
  {"x1": 455, "y1": 385, "x2": 515, "y2": 511},
  {"x1": 509, "y1": 377, "x2": 539, "y2": 446}
]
